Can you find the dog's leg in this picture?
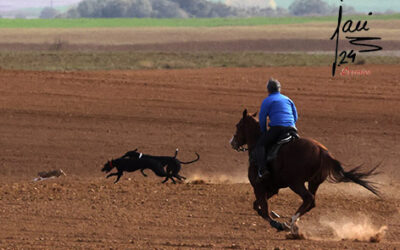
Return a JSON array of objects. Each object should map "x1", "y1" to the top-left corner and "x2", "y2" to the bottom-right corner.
[
  {"x1": 172, "y1": 174, "x2": 186, "y2": 182},
  {"x1": 150, "y1": 162, "x2": 169, "y2": 182},
  {"x1": 114, "y1": 172, "x2": 123, "y2": 183},
  {"x1": 106, "y1": 172, "x2": 119, "y2": 178},
  {"x1": 166, "y1": 162, "x2": 183, "y2": 183},
  {"x1": 176, "y1": 174, "x2": 186, "y2": 180},
  {"x1": 140, "y1": 169, "x2": 148, "y2": 177}
]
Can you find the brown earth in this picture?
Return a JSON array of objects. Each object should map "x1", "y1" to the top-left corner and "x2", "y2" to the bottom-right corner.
[
  {"x1": 0, "y1": 21, "x2": 398, "y2": 45},
  {"x1": 0, "y1": 39, "x2": 398, "y2": 52},
  {"x1": 0, "y1": 20, "x2": 399, "y2": 52},
  {"x1": 0, "y1": 65, "x2": 400, "y2": 249}
]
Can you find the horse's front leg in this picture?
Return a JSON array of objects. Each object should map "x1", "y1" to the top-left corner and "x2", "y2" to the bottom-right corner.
[
  {"x1": 254, "y1": 189, "x2": 287, "y2": 231},
  {"x1": 253, "y1": 192, "x2": 281, "y2": 219}
]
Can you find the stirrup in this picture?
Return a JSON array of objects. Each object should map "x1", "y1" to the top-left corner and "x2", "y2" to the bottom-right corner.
[{"x1": 258, "y1": 168, "x2": 270, "y2": 179}]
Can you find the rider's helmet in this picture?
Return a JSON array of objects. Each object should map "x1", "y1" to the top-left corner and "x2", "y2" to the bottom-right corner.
[{"x1": 267, "y1": 78, "x2": 281, "y2": 93}]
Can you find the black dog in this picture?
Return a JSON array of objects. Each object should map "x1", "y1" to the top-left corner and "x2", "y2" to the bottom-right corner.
[{"x1": 102, "y1": 149, "x2": 199, "y2": 184}]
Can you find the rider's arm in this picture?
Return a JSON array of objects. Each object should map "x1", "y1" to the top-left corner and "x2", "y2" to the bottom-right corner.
[
  {"x1": 259, "y1": 99, "x2": 269, "y2": 133},
  {"x1": 290, "y1": 99, "x2": 298, "y2": 123}
]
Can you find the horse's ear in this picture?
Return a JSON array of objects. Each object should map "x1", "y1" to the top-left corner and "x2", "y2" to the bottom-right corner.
[
  {"x1": 252, "y1": 111, "x2": 258, "y2": 117},
  {"x1": 242, "y1": 109, "x2": 248, "y2": 118}
]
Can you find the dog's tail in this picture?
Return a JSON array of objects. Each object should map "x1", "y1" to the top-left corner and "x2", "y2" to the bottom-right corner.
[
  {"x1": 174, "y1": 148, "x2": 179, "y2": 158},
  {"x1": 179, "y1": 153, "x2": 200, "y2": 165}
]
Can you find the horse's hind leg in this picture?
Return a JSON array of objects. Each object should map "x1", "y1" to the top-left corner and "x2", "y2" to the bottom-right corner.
[
  {"x1": 307, "y1": 180, "x2": 322, "y2": 212},
  {"x1": 288, "y1": 183, "x2": 315, "y2": 233}
]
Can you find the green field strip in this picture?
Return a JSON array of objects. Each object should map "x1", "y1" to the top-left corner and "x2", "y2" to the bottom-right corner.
[{"x1": 0, "y1": 14, "x2": 399, "y2": 28}]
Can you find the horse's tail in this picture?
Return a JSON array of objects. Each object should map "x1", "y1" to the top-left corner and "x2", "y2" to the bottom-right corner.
[
  {"x1": 323, "y1": 150, "x2": 381, "y2": 198},
  {"x1": 179, "y1": 153, "x2": 200, "y2": 165}
]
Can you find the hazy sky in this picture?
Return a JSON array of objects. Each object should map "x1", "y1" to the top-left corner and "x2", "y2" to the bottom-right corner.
[
  {"x1": 0, "y1": 0, "x2": 398, "y2": 13},
  {"x1": 0, "y1": 0, "x2": 81, "y2": 11},
  {"x1": 219, "y1": 0, "x2": 400, "y2": 13}
]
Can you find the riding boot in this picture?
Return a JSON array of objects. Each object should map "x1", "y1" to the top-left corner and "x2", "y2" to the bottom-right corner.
[
  {"x1": 255, "y1": 145, "x2": 269, "y2": 179},
  {"x1": 249, "y1": 150, "x2": 257, "y2": 164}
]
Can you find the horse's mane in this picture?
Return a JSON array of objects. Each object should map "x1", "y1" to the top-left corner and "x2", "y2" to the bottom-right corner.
[
  {"x1": 250, "y1": 115, "x2": 259, "y2": 123},
  {"x1": 246, "y1": 113, "x2": 260, "y2": 126},
  {"x1": 308, "y1": 138, "x2": 329, "y2": 151}
]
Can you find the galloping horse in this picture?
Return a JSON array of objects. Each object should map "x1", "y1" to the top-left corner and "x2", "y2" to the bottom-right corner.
[{"x1": 230, "y1": 109, "x2": 380, "y2": 232}]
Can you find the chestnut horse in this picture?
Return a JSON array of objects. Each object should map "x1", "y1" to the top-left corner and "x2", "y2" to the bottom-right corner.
[{"x1": 230, "y1": 109, "x2": 380, "y2": 232}]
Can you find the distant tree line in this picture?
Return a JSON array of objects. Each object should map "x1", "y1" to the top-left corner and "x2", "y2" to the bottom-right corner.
[
  {"x1": 40, "y1": 7, "x2": 60, "y2": 19},
  {"x1": 41, "y1": 0, "x2": 355, "y2": 19},
  {"x1": 56, "y1": 0, "x2": 289, "y2": 18}
]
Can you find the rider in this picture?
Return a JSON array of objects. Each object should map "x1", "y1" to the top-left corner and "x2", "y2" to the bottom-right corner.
[{"x1": 256, "y1": 78, "x2": 298, "y2": 179}]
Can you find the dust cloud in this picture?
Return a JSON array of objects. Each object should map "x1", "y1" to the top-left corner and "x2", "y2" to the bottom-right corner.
[
  {"x1": 187, "y1": 171, "x2": 249, "y2": 184},
  {"x1": 320, "y1": 216, "x2": 387, "y2": 242}
]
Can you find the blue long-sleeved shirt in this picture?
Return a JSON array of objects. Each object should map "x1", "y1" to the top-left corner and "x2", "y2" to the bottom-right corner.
[{"x1": 259, "y1": 92, "x2": 298, "y2": 132}]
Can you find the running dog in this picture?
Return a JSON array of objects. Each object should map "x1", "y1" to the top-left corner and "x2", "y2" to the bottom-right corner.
[{"x1": 102, "y1": 149, "x2": 199, "y2": 184}]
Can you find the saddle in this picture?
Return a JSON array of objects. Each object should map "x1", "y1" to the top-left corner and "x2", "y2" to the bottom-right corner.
[{"x1": 266, "y1": 128, "x2": 299, "y2": 162}]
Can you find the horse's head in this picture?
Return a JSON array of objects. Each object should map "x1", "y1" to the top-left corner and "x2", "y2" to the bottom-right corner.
[{"x1": 230, "y1": 109, "x2": 260, "y2": 151}]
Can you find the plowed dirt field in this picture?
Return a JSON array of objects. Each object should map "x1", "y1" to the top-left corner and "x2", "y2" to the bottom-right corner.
[{"x1": 1, "y1": 65, "x2": 399, "y2": 249}]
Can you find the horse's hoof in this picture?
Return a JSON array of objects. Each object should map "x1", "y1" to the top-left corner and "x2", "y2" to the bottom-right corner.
[
  {"x1": 283, "y1": 222, "x2": 291, "y2": 232},
  {"x1": 291, "y1": 223, "x2": 299, "y2": 235},
  {"x1": 285, "y1": 232, "x2": 305, "y2": 240},
  {"x1": 284, "y1": 222, "x2": 304, "y2": 240},
  {"x1": 270, "y1": 220, "x2": 286, "y2": 231}
]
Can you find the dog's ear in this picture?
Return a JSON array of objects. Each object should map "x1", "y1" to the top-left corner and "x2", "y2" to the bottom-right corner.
[
  {"x1": 133, "y1": 148, "x2": 138, "y2": 152},
  {"x1": 252, "y1": 111, "x2": 258, "y2": 117},
  {"x1": 242, "y1": 109, "x2": 248, "y2": 118}
]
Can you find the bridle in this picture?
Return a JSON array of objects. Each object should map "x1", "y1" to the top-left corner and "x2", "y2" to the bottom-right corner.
[
  {"x1": 236, "y1": 146, "x2": 248, "y2": 152},
  {"x1": 232, "y1": 134, "x2": 248, "y2": 152}
]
